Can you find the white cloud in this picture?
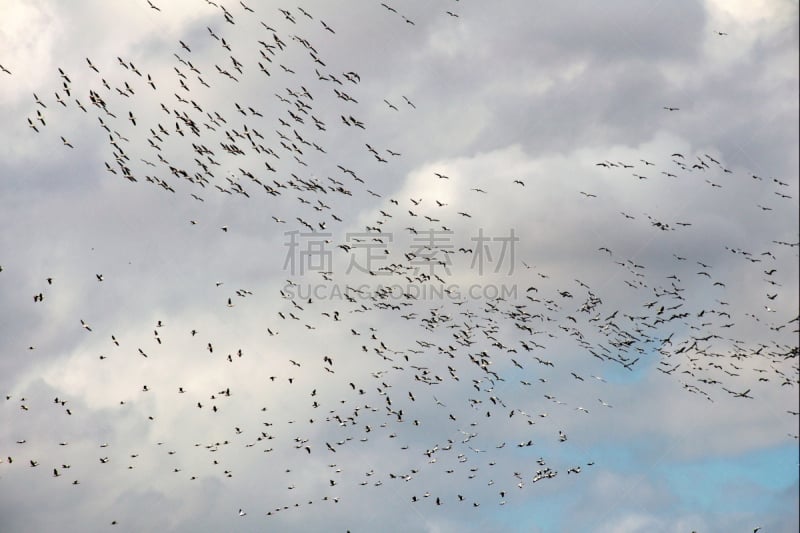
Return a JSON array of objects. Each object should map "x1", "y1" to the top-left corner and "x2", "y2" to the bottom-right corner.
[{"x1": 0, "y1": 1, "x2": 796, "y2": 532}]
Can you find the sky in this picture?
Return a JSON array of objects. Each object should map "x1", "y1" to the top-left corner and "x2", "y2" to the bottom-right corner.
[{"x1": 0, "y1": 1, "x2": 798, "y2": 532}]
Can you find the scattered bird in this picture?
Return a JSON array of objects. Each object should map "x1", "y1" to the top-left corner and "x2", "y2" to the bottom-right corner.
[{"x1": 1, "y1": 6, "x2": 796, "y2": 531}]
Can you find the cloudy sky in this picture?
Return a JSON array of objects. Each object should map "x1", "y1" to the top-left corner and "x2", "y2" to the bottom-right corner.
[{"x1": 0, "y1": 1, "x2": 798, "y2": 532}]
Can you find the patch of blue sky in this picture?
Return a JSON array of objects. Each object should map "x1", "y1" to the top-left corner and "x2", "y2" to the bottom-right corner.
[{"x1": 656, "y1": 442, "x2": 799, "y2": 513}]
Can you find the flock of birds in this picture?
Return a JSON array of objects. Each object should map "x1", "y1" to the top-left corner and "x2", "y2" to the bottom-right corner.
[{"x1": 1, "y1": 1, "x2": 798, "y2": 530}]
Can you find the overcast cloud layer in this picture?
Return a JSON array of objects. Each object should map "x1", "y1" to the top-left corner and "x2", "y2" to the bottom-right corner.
[{"x1": 0, "y1": 1, "x2": 798, "y2": 532}]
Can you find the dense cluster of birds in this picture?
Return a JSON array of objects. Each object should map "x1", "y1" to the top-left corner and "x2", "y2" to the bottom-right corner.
[{"x1": 1, "y1": 1, "x2": 798, "y2": 530}]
